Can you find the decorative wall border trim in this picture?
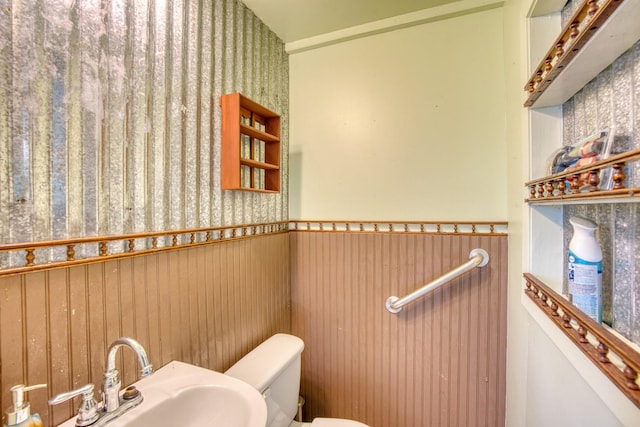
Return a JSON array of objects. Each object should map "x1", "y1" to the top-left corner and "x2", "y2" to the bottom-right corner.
[
  {"x1": 0, "y1": 220, "x2": 508, "y2": 277},
  {"x1": 289, "y1": 220, "x2": 508, "y2": 235},
  {"x1": 524, "y1": 273, "x2": 640, "y2": 409},
  {"x1": 0, "y1": 222, "x2": 289, "y2": 277}
]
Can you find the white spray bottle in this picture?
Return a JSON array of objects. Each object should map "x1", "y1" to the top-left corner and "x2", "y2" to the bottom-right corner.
[{"x1": 568, "y1": 216, "x2": 603, "y2": 323}]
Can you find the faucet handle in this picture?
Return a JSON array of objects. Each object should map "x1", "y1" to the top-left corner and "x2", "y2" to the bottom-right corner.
[{"x1": 49, "y1": 384, "x2": 99, "y2": 427}]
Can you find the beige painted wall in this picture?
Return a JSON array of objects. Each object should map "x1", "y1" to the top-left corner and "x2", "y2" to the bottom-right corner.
[{"x1": 289, "y1": 8, "x2": 507, "y2": 221}]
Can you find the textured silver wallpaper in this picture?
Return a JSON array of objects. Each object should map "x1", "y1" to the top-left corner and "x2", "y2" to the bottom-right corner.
[
  {"x1": 561, "y1": 3, "x2": 640, "y2": 344},
  {"x1": 0, "y1": 0, "x2": 288, "y2": 254}
]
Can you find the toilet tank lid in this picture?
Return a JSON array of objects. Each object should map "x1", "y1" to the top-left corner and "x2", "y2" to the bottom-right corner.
[{"x1": 225, "y1": 333, "x2": 304, "y2": 392}]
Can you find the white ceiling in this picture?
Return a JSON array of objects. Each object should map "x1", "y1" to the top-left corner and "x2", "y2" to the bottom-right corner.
[{"x1": 241, "y1": 0, "x2": 467, "y2": 43}]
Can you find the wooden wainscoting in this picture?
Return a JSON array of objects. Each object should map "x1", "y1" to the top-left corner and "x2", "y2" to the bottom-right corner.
[
  {"x1": 0, "y1": 233, "x2": 290, "y2": 427},
  {"x1": 290, "y1": 230, "x2": 507, "y2": 427}
]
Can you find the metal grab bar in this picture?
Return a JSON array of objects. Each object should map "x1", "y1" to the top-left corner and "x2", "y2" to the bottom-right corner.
[{"x1": 385, "y1": 248, "x2": 489, "y2": 313}]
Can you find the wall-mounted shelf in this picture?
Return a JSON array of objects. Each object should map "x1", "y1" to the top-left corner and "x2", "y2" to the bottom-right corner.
[
  {"x1": 221, "y1": 93, "x2": 281, "y2": 192},
  {"x1": 524, "y1": 273, "x2": 640, "y2": 409},
  {"x1": 525, "y1": 148, "x2": 640, "y2": 203},
  {"x1": 524, "y1": 0, "x2": 640, "y2": 108}
]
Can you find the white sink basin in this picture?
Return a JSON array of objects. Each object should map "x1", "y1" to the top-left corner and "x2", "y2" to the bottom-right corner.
[{"x1": 57, "y1": 361, "x2": 267, "y2": 427}]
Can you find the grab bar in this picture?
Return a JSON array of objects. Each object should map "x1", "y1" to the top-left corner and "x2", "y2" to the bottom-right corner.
[{"x1": 385, "y1": 248, "x2": 489, "y2": 313}]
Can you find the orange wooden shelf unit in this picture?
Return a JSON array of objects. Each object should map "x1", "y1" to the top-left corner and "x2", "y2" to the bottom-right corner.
[{"x1": 220, "y1": 93, "x2": 281, "y2": 192}]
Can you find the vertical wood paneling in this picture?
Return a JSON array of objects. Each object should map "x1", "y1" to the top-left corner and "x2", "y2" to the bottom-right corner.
[
  {"x1": 291, "y1": 231, "x2": 507, "y2": 427},
  {"x1": 118, "y1": 259, "x2": 137, "y2": 389},
  {"x1": 25, "y1": 272, "x2": 49, "y2": 424},
  {"x1": 0, "y1": 276, "x2": 24, "y2": 419},
  {"x1": 142, "y1": 256, "x2": 161, "y2": 374},
  {"x1": 86, "y1": 263, "x2": 106, "y2": 388},
  {"x1": 196, "y1": 242, "x2": 209, "y2": 368},
  {"x1": 0, "y1": 233, "x2": 290, "y2": 427},
  {"x1": 156, "y1": 252, "x2": 173, "y2": 366},
  {"x1": 186, "y1": 245, "x2": 199, "y2": 364},
  {"x1": 68, "y1": 267, "x2": 89, "y2": 390}
]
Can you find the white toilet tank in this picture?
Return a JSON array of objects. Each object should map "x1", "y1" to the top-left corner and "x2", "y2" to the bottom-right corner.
[{"x1": 225, "y1": 333, "x2": 304, "y2": 427}]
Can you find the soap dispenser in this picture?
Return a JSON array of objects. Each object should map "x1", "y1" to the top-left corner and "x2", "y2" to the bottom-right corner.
[{"x1": 4, "y1": 384, "x2": 46, "y2": 427}]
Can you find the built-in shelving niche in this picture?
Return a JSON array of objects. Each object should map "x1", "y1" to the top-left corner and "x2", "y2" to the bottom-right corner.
[{"x1": 524, "y1": 0, "x2": 640, "y2": 411}]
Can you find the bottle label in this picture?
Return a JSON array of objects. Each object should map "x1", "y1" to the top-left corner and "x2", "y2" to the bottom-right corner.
[{"x1": 568, "y1": 250, "x2": 602, "y2": 323}]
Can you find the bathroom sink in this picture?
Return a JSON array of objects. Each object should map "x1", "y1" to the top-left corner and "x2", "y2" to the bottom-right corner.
[{"x1": 56, "y1": 361, "x2": 267, "y2": 427}]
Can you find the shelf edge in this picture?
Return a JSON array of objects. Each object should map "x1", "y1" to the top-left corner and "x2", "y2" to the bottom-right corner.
[
  {"x1": 524, "y1": 0, "x2": 639, "y2": 108},
  {"x1": 523, "y1": 273, "x2": 640, "y2": 409}
]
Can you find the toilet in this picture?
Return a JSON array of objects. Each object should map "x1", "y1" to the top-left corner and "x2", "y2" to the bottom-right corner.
[{"x1": 225, "y1": 333, "x2": 369, "y2": 427}]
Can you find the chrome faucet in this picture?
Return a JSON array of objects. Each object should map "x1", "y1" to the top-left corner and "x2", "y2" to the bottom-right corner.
[
  {"x1": 48, "y1": 337, "x2": 153, "y2": 427},
  {"x1": 102, "y1": 337, "x2": 153, "y2": 413}
]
